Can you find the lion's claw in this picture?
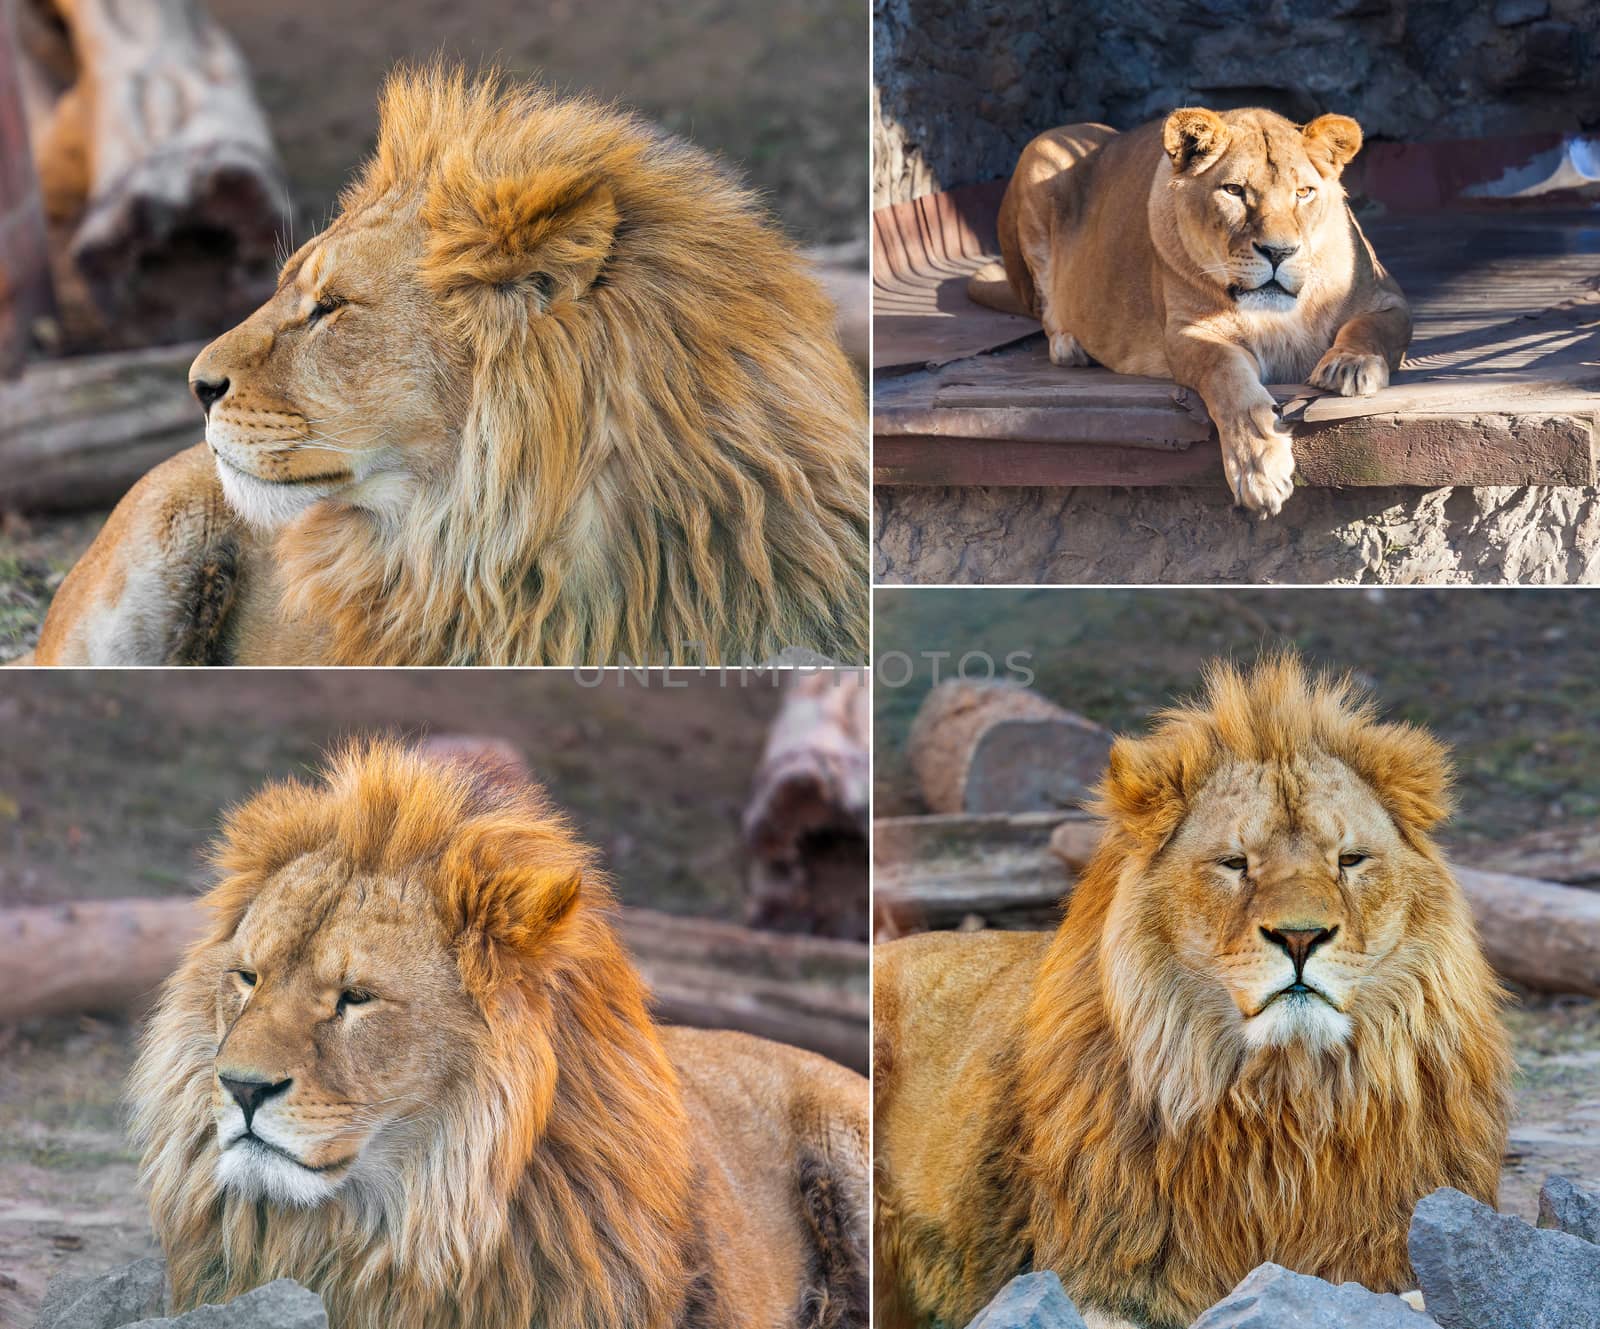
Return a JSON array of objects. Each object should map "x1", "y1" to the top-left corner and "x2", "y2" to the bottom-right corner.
[
  {"x1": 1220, "y1": 403, "x2": 1296, "y2": 517},
  {"x1": 1309, "y1": 348, "x2": 1388, "y2": 397}
]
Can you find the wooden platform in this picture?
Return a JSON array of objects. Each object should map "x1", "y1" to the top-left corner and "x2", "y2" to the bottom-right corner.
[{"x1": 873, "y1": 195, "x2": 1600, "y2": 488}]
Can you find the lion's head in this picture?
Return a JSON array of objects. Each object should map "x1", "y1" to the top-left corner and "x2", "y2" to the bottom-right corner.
[
  {"x1": 1018, "y1": 656, "x2": 1512, "y2": 1326},
  {"x1": 187, "y1": 65, "x2": 867, "y2": 666},
  {"x1": 1156, "y1": 106, "x2": 1363, "y2": 314},
  {"x1": 130, "y1": 740, "x2": 699, "y2": 1329}
]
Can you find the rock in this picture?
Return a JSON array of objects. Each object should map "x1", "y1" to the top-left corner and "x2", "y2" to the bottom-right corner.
[
  {"x1": 35, "y1": 1259, "x2": 167, "y2": 1329},
  {"x1": 127, "y1": 1282, "x2": 325, "y2": 1329},
  {"x1": 1409, "y1": 1187, "x2": 1600, "y2": 1329},
  {"x1": 1492, "y1": 0, "x2": 1548, "y2": 26},
  {"x1": 1538, "y1": 1175, "x2": 1600, "y2": 1245},
  {"x1": 1190, "y1": 1263, "x2": 1434, "y2": 1328},
  {"x1": 964, "y1": 1272, "x2": 1087, "y2": 1329}
]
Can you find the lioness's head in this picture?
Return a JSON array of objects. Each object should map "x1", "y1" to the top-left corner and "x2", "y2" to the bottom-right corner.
[
  {"x1": 1093, "y1": 656, "x2": 1493, "y2": 1085},
  {"x1": 1158, "y1": 106, "x2": 1362, "y2": 313}
]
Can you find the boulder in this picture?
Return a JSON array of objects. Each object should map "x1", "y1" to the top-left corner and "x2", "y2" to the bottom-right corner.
[
  {"x1": 35, "y1": 1259, "x2": 167, "y2": 1329},
  {"x1": 1190, "y1": 1262, "x2": 1433, "y2": 1328},
  {"x1": 126, "y1": 1282, "x2": 325, "y2": 1329},
  {"x1": 964, "y1": 1272, "x2": 1087, "y2": 1329},
  {"x1": 1409, "y1": 1187, "x2": 1600, "y2": 1329},
  {"x1": 1537, "y1": 1175, "x2": 1600, "y2": 1246}
]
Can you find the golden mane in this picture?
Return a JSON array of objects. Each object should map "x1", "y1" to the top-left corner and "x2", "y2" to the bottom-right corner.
[
  {"x1": 129, "y1": 740, "x2": 704, "y2": 1329},
  {"x1": 275, "y1": 65, "x2": 868, "y2": 665},
  {"x1": 1013, "y1": 657, "x2": 1512, "y2": 1327}
]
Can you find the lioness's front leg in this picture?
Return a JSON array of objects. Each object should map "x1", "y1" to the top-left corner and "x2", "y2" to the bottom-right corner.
[
  {"x1": 1309, "y1": 303, "x2": 1411, "y2": 398},
  {"x1": 1167, "y1": 331, "x2": 1294, "y2": 516}
]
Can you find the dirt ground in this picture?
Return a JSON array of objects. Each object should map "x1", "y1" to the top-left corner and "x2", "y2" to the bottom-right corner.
[
  {"x1": 0, "y1": 670, "x2": 802, "y2": 1319},
  {"x1": 872, "y1": 584, "x2": 1600, "y2": 1283},
  {"x1": 0, "y1": 0, "x2": 867, "y2": 659}
]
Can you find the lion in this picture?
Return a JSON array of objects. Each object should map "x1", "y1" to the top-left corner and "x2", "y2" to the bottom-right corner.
[
  {"x1": 129, "y1": 739, "x2": 868, "y2": 1329},
  {"x1": 31, "y1": 65, "x2": 868, "y2": 666},
  {"x1": 967, "y1": 108, "x2": 1411, "y2": 516},
  {"x1": 872, "y1": 656, "x2": 1510, "y2": 1329}
]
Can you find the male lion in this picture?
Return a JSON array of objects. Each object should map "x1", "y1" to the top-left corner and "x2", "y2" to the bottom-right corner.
[
  {"x1": 130, "y1": 740, "x2": 868, "y2": 1329},
  {"x1": 33, "y1": 65, "x2": 868, "y2": 665},
  {"x1": 873, "y1": 657, "x2": 1510, "y2": 1329},
  {"x1": 968, "y1": 108, "x2": 1411, "y2": 516}
]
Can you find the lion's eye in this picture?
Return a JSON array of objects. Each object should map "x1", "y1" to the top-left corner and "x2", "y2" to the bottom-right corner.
[
  {"x1": 1296, "y1": 186, "x2": 1316, "y2": 200},
  {"x1": 1339, "y1": 852, "x2": 1368, "y2": 868},
  {"x1": 1218, "y1": 855, "x2": 1248, "y2": 872},
  {"x1": 1220, "y1": 183, "x2": 1245, "y2": 198},
  {"x1": 336, "y1": 988, "x2": 374, "y2": 1014},
  {"x1": 232, "y1": 969, "x2": 257, "y2": 987},
  {"x1": 308, "y1": 295, "x2": 343, "y2": 325}
]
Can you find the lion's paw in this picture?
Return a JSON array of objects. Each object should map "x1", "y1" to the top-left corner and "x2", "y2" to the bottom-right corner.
[
  {"x1": 1309, "y1": 347, "x2": 1388, "y2": 397},
  {"x1": 1220, "y1": 403, "x2": 1296, "y2": 517},
  {"x1": 1049, "y1": 332, "x2": 1089, "y2": 367}
]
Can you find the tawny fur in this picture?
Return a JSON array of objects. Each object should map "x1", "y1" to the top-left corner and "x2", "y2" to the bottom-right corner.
[
  {"x1": 873, "y1": 657, "x2": 1511, "y2": 1329},
  {"x1": 130, "y1": 740, "x2": 868, "y2": 1329},
  {"x1": 33, "y1": 65, "x2": 868, "y2": 666}
]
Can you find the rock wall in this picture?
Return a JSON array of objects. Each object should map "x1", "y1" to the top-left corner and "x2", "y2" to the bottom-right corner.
[
  {"x1": 873, "y1": 0, "x2": 1600, "y2": 205},
  {"x1": 873, "y1": 485, "x2": 1600, "y2": 584}
]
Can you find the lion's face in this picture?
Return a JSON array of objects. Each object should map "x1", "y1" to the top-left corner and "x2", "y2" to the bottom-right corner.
[
  {"x1": 206, "y1": 847, "x2": 477, "y2": 1207},
  {"x1": 1160, "y1": 108, "x2": 1362, "y2": 314},
  {"x1": 1129, "y1": 749, "x2": 1422, "y2": 1056},
  {"x1": 188, "y1": 206, "x2": 467, "y2": 530}
]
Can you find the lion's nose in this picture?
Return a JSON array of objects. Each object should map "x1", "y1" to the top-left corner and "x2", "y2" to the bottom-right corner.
[
  {"x1": 218, "y1": 1074, "x2": 291, "y2": 1127},
  {"x1": 191, "y1": 375, "x2": 230, "y2": 414},
  {"x1": 1260, "y1": 924, "x2": 1337, "y2": 974},
  {"x1": 1254, "y1": 242, "x2": 1299, "y2": 269}
]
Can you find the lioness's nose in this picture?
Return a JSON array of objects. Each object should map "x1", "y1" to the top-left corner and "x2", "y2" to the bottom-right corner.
[
  {"x1": 1260, "y1": 924, "x2": 1337, "y2": 973},
  {"x1": 1254, "y1": 242, "x2": 1299, "y2": 268},
  {"x1": 191, "y1": 375, "x2": 230, "y2": 414},
  {"x1": 218, "y1": 1074, "x2": 291, "y2": 1127}
]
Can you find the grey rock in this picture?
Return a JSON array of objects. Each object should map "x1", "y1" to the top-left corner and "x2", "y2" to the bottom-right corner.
[
  {"x1": 965, "y1": 1272, "x2": 1087, "y2": 1329},
  {"x1": 34, "y1": 1259, "x2": 167, "y2": 1329},
  {"x1": 126, "y1": 1282, "x2": 325, "y2": 1329},
  {"x1": 1190, "y1": 1262, "x2": 1433, "y2": 1328},
  {"x1": 1538, "y1": 1175, "x2": 1600, "y2": 1246},
  {"x1": 1492, "y1": 0, "x2": 1548, "y2": 26},
  {"x1": 1409, "y1": 1186, "x2": 1600, "y2": 1329}
]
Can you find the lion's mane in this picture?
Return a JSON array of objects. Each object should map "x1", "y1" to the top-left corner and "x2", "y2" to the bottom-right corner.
[{"x1": 277, "y1": 66, "x2": 868, "y2": 665}]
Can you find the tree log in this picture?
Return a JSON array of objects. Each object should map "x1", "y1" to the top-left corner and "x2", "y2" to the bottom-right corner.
[
  {"x1": 907, "y1": 678, "x2": 1113, "y2": 815},
  {"x1": 0, "y1": 339, "x2": 201, "y2": 512},
  {"x1": 0, "y1": 0, "x2": 57, "y2": 376},
  {"x1": 874, "y1": 812, "x2": 1600, "y2": 997},
  {"x1": 743, "y1": 671, "x2": 870, "y2": 941},
  {"x1": 18, "y1": 0, "x2": 288, "y2": 349},
  {"x1": 0, "y1": 898, "x2": 870, "y2": 1069},
  {"x1": 1461, "y1": 824, "x2": 1600, "y2": 888}
]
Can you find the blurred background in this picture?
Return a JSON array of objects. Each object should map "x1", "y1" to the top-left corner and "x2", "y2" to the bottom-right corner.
[
  {"x1": 0, "y1": 0, "x2": 868, "y2": 659},
  {"x1": 0, "y1": 669, "x2": 868, "y2": 1321},
  {"x1": 872, "y1": 586, "x2": 1600, "y2": 1228}
]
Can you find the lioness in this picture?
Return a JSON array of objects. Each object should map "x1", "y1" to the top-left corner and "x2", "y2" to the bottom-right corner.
[
  {"x1": 131, "y1": 740, "x2": 868, "y2": 1329},
  {"x1": 968, "y1": 108, "x2": 1411, "y2": 515},
  {"x1": 873, "y1": 657, "x2": 1510, "y2": 1329}
]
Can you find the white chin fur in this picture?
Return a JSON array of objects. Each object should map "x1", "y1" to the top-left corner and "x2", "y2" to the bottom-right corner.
[
  {"x1": 215, "y1": 457, "x2": 330, "y2": 530},
  {"x1": 1234, "y1": 287, "x2": 1300, "y2": 314},
  {"x1": 1243, "y1": 991, "x2": 1353, "y2": 1053},
  {"x1": 215, "y1": 1140, "x2": 340, "y2": 1208}
]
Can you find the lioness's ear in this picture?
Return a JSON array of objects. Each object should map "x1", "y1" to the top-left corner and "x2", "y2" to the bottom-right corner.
[
  {"x1": 1301, "y1": 114, "x2": 1363, "y2": 178},
  {"x1": 442, "y1": 826, "x2": 585, "y2": 995},
  {"x1": 424, "y1": 167, "x2": 619, "y2": 311},
  {"x1": 1163, "y1": 108, "x2": 1230, "y2": 175}
]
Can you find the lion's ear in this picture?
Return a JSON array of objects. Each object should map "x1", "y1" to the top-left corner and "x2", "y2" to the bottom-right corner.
[
  {"x1": 423, "y1": 167, "x2": 620, "y2": 311},
  {"x1": 442, "y1": 826, "x2": 585, "y2": 994},
  {"x1": 1097, "y1": 733, "x2": 1198, "y2": 850},
  {"x1": 1163, "y1": 108, "x2": 1230, "y2": 175},
  {"x1": 1301, "y1": 114, "x2": 1363, "y2": 178}
]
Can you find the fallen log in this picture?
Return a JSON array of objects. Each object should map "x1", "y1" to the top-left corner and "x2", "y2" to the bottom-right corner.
[
  {"x1": 907, "y1": 678, "x2": 1112, "y2": 815},
  {"x1": 874, "y1": 812, "x2": 1600, "y2": 997},
  {"x1": 0, "y1": 898, "x2": 870, "y2": 1069},
  {"x1": 1460, "y1": 824, "x2": 1600, "y2": 889},
  {"x1": 0, "y1": 1, "x2": 57, "y2": 377},
  {"x1": 743, "y1": 671, "x2": 870, "y2": 941},
  {"x1": 0, "y1": 339, "x2": 201, "y2": 512}
]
